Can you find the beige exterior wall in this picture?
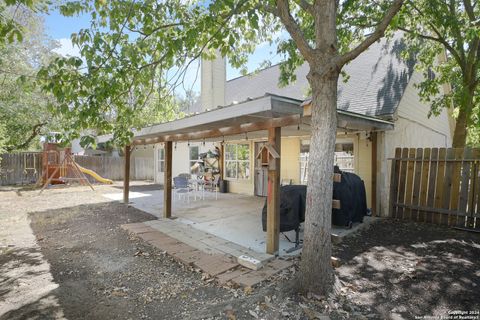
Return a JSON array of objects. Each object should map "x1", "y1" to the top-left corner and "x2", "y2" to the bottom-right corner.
[
  {"x1": 354, "y1": 134, "x2": 373, "y2": 208},
  {"x1": 377, "y1": 70, "x2": 453, "y2": 217},
  {"x1": 280, "y1": 137, "x2": 301, "y2": 185}
]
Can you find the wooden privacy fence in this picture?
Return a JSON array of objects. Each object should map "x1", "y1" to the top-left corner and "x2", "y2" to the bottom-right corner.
[
  {"x1": 390, "y1": 147, "x2": 480, "y2": 229},
  {"x1": 74, "y1": 155, "x2": 125, "y2": 181},
  {"x1": 0, "y1": 152, "x2": 42, "y2": 185},
  {"x1": 0, "y1": 153, "x2": 154, "y2": 185}
]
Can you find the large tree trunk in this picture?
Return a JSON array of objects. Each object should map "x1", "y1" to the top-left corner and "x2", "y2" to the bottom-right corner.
[
  {"x1": 452, "y1": 87, "x2": 474, "y2": 148},
  {"x1": 299, "y1": 71, "x2": 339, "y2": 295},
  {"x1": 452, "y1": 106, "x2": 468, "y2": 148}
]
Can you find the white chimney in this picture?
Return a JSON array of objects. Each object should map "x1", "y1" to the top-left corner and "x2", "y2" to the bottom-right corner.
[{"x1": 201, "y1": 51, "x2": 226, "y2": 111}]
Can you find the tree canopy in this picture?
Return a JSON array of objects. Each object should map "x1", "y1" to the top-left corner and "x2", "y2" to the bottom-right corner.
[
  {"x1": 398, "y1": 0, "x2": 480, "y2": 147},
  {"x1": 0, "y1": 5, "x2": 61, "y2": 152}
]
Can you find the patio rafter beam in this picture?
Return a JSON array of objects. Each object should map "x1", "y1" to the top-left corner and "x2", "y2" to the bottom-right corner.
[{"x1": 131, "y1": 114, "x2": 301, "y2": 145}]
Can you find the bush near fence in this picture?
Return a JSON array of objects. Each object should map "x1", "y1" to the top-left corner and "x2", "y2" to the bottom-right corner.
[{"x1": 0, "y1": 153, "x2": 154, "y2": 185}]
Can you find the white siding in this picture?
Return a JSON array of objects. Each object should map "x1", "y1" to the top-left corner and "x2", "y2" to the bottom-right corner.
[
  {"x1": 376, "y1": 70, "x2": 454, "y2": 217},
  {"x1": 395, "y1": 71, "x2": 453, "y2": 143}
]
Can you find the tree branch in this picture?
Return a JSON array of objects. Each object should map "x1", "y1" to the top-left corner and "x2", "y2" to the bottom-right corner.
[
  {"x1": 6, "y1": 122, "x2": 47, "y2": 152},
  {"x1": 397, "y1": 25, "x2": 466, "y2": 74},
  {"x1": 463, "y1": 0, "x2": 477, "y2": 23},
  {"x1": 266, "y1": 0, "x2": 314, "y2": 61},
  {"x1": 294, "y1": 0, "x2": 314, "y2": 14},
  {"x1": 338, "y1": 0, "x2": 405, "y2": 67},
  {"x1": 126, "y1": 22, "x2": 185, "y2": 39}
]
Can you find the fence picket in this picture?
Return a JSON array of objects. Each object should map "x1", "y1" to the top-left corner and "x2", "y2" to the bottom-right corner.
[
  {"x1": 411, "y1": 148, "x2": 423, "y2": 221},
  {"x1": 434, "y1": 148, "x2": 447, "y2": 224},
  {"x1": 389, "y1": 148, "x2": 402, "y2": 219},
  {"x1": 403, "y1": 148, "x2": 416, "y2": 220},
  {"x1": 396, "y1": 148, "x2": 409, "y2": 219},
  {"x1": 426, "y1": 148, "x2": 439, "y2": 223},
  {"x1": 449, "y1": 148, "x2": 464, "y2": 226},
  {"x1": 458, "y1": 148, "x2": 472, "y2": 227},
  {"x1": 419, "y1": 148, "x2": 431, "y2": 222},
  {"x1": 472, "y1": 149, "x2": 480, "y2": 228}
]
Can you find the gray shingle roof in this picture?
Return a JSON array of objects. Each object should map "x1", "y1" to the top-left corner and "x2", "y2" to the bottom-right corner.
[{"x1": 225, "y1": 33, "x2": 414, "y2": 118}]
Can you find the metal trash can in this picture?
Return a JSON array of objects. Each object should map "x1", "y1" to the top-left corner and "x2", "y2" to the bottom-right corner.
[{"x1": 219, "y1": 179, "x2": 228, "y2": 193}]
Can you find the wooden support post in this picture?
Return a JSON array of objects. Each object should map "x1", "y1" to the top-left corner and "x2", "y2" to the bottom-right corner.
[
  {"x1": 219, "y1": 143, "x2": 225, "y2": 181},
  {"x1": 371, "y1": 132, "x2": 377, "y2": 216},
  {"x1": 164, "y1": 141, "x2": 173, "y2": 218},
  {"x1": 123, "y1": 145, "x2": 131, "y2": 204},
  {"x1": 266, "y1": 127, "x2": 281, "y2": 255}
]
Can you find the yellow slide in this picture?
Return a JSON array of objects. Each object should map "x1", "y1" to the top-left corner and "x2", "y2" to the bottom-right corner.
[{"x1": 76, "y1": 163, "x2": 113, "y2": 184}]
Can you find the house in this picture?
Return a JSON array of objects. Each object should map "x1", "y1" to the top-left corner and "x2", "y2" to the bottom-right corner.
[{"x1": 127, "y1": 33, "x2": 453, "y2": 217}]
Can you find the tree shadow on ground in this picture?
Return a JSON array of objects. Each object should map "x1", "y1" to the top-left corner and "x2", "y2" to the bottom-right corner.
[
  {"x1": 18, "y1": 201, "x2": 229, "y2": 320},
  {"x1": 333, "y1": 219, "x2": 480, "y2": 319},
  {"x1": 0, "y1": 246, "x2": 65, "y2": 320}
]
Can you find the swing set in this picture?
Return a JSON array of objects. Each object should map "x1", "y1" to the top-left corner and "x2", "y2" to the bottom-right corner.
[{"x1": 39, "y1": 143, "x2": 94, "y2": 193}]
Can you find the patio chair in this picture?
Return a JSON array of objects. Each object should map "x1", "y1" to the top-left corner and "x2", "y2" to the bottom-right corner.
[
  {"x1": 204, "y1": 175, "x2": 220, "y2": 200},
  {"x1": 178, "y1": 173, "x2": 192, "y2": 179},
  {"x1": 173, "y1": 176, "x2": 192, "y2": 202}
]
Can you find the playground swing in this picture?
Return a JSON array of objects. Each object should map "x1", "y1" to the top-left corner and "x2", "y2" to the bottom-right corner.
[
  {"x1": 39, "y1": 143, "x2": 113, "y2": 193},
  {"x1": 22, "y1": 153, "x2": 38, "y2": 184}
]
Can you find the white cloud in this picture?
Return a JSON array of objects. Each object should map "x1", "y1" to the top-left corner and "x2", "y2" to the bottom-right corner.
[{"x1": 53, "y1": 38, "x2": 81, "y2": 57}]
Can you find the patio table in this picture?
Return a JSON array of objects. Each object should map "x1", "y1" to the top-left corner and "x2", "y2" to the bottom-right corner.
[{"x1": 188, "y1": 178, "x2": 206, "y2": 200}]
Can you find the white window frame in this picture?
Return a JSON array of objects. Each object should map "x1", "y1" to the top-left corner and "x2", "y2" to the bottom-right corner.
[
  {"x1": 189, "y1": 146, "x2": 199, "y2": 174},
  {"x1": 157, "y1": 147, "x2": 165, "y2": 173},
  {"x1": 225, "y1": 143, "x2": 250, "y2": 180},
  {"x1": 299, "y1": 138, "x2": 355, "y2": 184}
]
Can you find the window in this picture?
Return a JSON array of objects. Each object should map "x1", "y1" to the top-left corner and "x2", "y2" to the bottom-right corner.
[
  {"x1": 225, "y1": 143, "x2": 250, "y2": 179},
  {"x1": 334, "y1": 143, "x2": 354, "y2": 172},
  {"x1": 157, "y1": 148, "x2": 164, "y2": 173},
  {"x1": 299, "y1": 140, "x2": 354, "y2": 184},
  {"x1": 300, "y1": 140, "x2": 310, "y2": 184},
  {"x1": 189, "y1": 146, "x2": 199, "y2": 174}
]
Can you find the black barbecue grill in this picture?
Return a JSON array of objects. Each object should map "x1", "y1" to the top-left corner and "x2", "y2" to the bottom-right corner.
[{"x1": 261, "y1": 169, "x2": 368, "y2": 252}]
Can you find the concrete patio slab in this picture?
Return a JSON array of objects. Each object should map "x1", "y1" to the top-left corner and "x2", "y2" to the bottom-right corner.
[{"x1": 113, "y1": 187, "x2": 378, "y2": 261}]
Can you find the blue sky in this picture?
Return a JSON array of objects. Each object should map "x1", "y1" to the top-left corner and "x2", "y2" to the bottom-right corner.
[{"x1": 42, "y1": 9, "x2": 284, "y2": 95}]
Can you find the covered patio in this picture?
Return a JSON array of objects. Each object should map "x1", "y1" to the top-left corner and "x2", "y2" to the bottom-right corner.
[{"x1": 122, "y1": 93, "x2": 393, "y2": 256}]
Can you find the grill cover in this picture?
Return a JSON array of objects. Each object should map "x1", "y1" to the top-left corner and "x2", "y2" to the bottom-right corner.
[
  {"x1": 261, "y1": 172, "x2": 367, "y2": 230},
  {"x1": 332, "y1": 171, "x2": 367, "y2": 226},
  {"x1": 261, "y1": 185, "x2": 306, "y2": 232}
]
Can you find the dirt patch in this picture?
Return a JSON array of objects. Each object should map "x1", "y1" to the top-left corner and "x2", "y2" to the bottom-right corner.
[
  {"x1": 26, "y1": 201, "x2": 238, "y2": 319},
  {"x1": 333, "y1": 219, "x2": 480, "y2": 319}
]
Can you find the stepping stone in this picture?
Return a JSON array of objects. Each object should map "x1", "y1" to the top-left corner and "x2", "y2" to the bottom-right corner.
[
  {"x1": 194, "y1": 255, "x2": 238, "y2": 276},
  {"x1": 216, "y1": 267, "x2": 251, "y2": 285},
  {"x1": 232, "y1": 259, "x2": 292, "y2": 287}
]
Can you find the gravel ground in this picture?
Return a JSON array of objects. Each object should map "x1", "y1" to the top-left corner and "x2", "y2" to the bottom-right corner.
[{"x1": 1, "y1": 182, "x2": 479, "y2": 320}]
